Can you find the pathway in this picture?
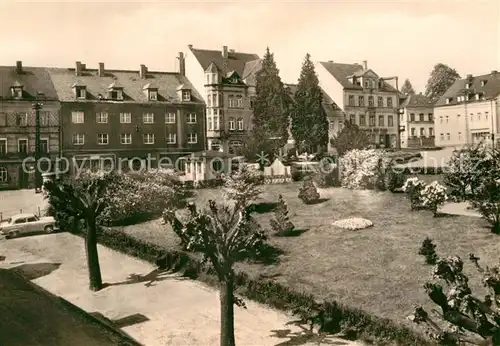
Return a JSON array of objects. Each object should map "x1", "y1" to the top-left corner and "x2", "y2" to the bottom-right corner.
[{"x1": 0, "y1": 233, "x2": 364, "y2": 346}]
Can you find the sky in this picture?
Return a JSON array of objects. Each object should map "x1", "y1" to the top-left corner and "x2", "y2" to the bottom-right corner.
[{"x1": 0, "y1": 0, "x2": 498, "y2": 92}]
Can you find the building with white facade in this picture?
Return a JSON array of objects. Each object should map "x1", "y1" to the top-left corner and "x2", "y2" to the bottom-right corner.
[{"x1": 399, "y1": 93, "x2": 436, "y2": 148}]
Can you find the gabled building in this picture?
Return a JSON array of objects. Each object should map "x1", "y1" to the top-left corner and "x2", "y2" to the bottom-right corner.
[
  {"x1": 284, "y1": 84, "x2": 344, "y2": 152},
  {"x1": 315, "y1": 60, "x2": 401, "y2": 148},
  {"x1": 183, "y1": 45, "x2": 262, "y2": 153},
  {"x1": 0, "y1": 62, "x2": 60, "y2": 190},
  {"x1": 434, "y1": 71, "x2": 500, "y2": 148},
  {"x1": 48, "y1": 61, "x2": 205, "y2": 172},
  {"x1": 399, "y1": 93, "x2": 436, "y2": 148}
]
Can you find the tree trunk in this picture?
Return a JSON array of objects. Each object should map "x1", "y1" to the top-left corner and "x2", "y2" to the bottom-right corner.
[
  {"x1": 85, "y1": 217, "x2": 103, "y2": 291},
  {"x1": 219, "y1": 276, "x2": 236, "y2": 346}
]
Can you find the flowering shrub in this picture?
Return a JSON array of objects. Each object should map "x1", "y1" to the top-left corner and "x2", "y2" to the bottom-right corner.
[
  {"x1": 332, "y1": 217, "x2": 373, "y2": 231},
  {"x1": 420, "y1": 181, "x2": 448, "y2": 217},
  {"x1": 340, "y1": 149, "x2": 393, "y2": 190},
  {"x1": 470, "y1": 176, "x2": 500, "y2": 234},
  {"x1": 402, "y1": 177, "x2": 426, "y2": 210}
]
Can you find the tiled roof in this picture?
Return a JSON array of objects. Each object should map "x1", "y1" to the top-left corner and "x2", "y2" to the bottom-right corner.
[
  {"x1": 0, "y1": 66, "x2": 59, "y2": 101},
  {"x1": 47, "y1": 67, "x2": 203, "y2": 103},
  {"x1": 400, "y1": 93, "x2": 435, "y2": 108},
  {"x1": 285, "y1": 83, "x2": 343, "y2": 119},
  {"x1": 318, "y1": 61, "x2": 398, "y2": 92},
  {"x1": 434, "y1": 71, "x2": 500, "y2": 107},
  {"x1": 190, "y1": 46, "x2": 260, "y2": 76}
]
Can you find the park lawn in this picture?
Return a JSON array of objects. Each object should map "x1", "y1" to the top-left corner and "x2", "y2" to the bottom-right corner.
[{"x1": 119, "y1": 182, "x2": 497, "y2": 330}]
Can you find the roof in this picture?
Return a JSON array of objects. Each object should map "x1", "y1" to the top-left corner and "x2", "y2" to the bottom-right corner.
[
  {"x1": 400, "y1": 93, "x2": 435, "y2": 108},
  {"x1": 0, "y1": 66, "x2": 59, "y2": 101},
  {"x1": 434, "y1": 71, "x2": 500, "y2": 107},
  {"x1": 47, "y1": 67, "x2": 203, "y2": 103},
  {"x1": 317, "y1": 61, "x2": 397, "y2": 92},
  {"x1": 285, "y1": 83, "x2": 343, "y2": 119},
  {"x1": 0, "y1": 268, "x2": 141, "y2": 346}
]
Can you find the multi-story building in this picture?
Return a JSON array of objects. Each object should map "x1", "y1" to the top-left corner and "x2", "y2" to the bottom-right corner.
[
  {"x1": 0, "y1": 62, "x2": 60, "y2": 189},
  {"x1": 399, "y1": 93, "x2": 436, "y2": 148},
  {"x1": 315, "y1": 60, "x2": 401, "y2": 148},
  {"x1": 434, "y1": 71, "x2": 500, "y2": 148},
  {"x1": 48, "y1": 61, "x2": 205, "y2": 172},
  {"x1": 284, "y1": 84, "x2": 344, "y2": 152},
  {"x1": 183, "y1": 45, "x2": 262, "y2": 153}
]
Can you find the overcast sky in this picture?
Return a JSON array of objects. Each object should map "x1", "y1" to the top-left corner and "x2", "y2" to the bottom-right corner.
[{"x1": 0, "y1": 0, "x2": 498, "y2": 92}]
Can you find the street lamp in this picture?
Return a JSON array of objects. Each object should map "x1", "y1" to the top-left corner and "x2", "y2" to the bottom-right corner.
[{"x1": 32, "y1": 96, "x2": 43, "y2": 193}]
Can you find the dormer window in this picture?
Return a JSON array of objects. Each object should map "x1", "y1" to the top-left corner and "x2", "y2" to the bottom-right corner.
[
  {"x1": 465, "y1": 82, "x2": 471, "y2": 89},
  {"x1": 149, "y1": 90, "x2": 157, "y2": 101},
  {"x1": 183, "y1": 91, "x2": 191, "y2": 101},
  {"x1": 475, "y1": 94, "x2": 480, "y2": 101},
  {"x1": 177, "y1": 84, "x2": 191, "y2": 102},
  {"x1": 446, "y1": 97, "x2": 453, "y2": 104},
  {"x1": 10, "y1": 81, "x2": 23, "y2": 99},
  {"x1": 76, "y1": 87, "x2": 86, "y2": 99},
  {"x1": 108, "y1": 82, "x2": 123, "y2": 100},
  {"x1": 142, "y1": 84, "x2": 159, "y2": 101},
  {"x1": 481, "y1": 80, "x2": 487, "y2": 87}
]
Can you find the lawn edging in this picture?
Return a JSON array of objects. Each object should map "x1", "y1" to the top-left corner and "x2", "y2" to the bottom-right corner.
[{"x1": 89, "y1": 227, "x2": 433, "y2": 346}]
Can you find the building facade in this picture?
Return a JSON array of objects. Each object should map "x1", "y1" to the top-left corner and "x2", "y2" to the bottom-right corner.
[
  {"x1": 48, "y1": 61, "x2": 205, "y2": 173},
  {"x1": 399, "y1": 93, "x2": 436, "y2": 148},
  {"x1": 0, "y1": 62, "x2": 60, "y2": 190},
  {"x1": 434, "y1": 71, "x2": 500, "y2": 148},
  {"x1": 184, "y1": 45, "x2": 262, "y2": 153},
  {"x1": 315, "y1": 60, "x2": 401, "y2": 148}
]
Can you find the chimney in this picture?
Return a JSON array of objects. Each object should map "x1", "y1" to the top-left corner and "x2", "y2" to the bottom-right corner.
[
  {"x1": 222, "y1": 46, "x2": 228, "y2": 59},
  {"x1": 140, "y1": 64, "x2": 148, "y2": 79},
  {"x1": 178, "y1": 52, "x2": 185, "y2": 76},
  {"x1": 362, "y1": 60, "x2": 367, "y2": 70},
  {"x1": 75, "y1": 61, "x2": 82, "y2": 76},
  {"x1": 492, "y1": 70, "x2": 498, "y2": 74},
  {"x1": 98, "y1": 62, "x2": 105, "y2": 77},
  {"x1": 16, "y1": 61, "x2": 22, "y2": 74}
]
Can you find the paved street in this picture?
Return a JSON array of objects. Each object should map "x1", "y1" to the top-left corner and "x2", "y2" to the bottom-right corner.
[
  {"x1": 0, "y1": 233, "x2": 364, "y2": 346},
  {"x1": 0, "y1": 189, "x2": 48, "y2": 220}
]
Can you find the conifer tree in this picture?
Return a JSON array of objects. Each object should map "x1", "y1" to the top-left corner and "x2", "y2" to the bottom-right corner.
[
  {"x1": 291, "y1": 53, "x2": 329, "y2": 153},
  {"x1": 270, "y1": 194, "x2": 295, "y2": 236},
  {"x1": 252, "y1": 47, "x2": 291, "y2": 153}
]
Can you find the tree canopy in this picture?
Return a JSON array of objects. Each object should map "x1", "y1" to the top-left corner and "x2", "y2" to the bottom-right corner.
[
  {"x1": 401, "y1": 78, "x2": 416, "y2": 95},
  {"x1": 425, "y1": 63, "x2": 461, "y2": 101}
]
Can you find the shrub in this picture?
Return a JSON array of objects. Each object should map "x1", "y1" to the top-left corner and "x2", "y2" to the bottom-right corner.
[
  {"x1": 402, "y1": 177, "x2": 426, "y2": 210},
  {"x1": 385, "y1": 168, "x2": 407, "y2": 192},
  {"x1": 418, "y1": 237, "x2": 437, "y2": 265},
  {"x1": 270, "y1": 194, "x2": 295, "y2": 236},
  {"x1": 291, "y1": 167, "x2": 304, "y2": 181},
  {"x1": 469, "y1": 177, "x2": 500, "y2": 234},
  {"x1": 298, "y1": 176, "x2": 320, "y2": 204},
  {"x1": 340, "y1": 149, "x2": 392, "y2": 190},
  {"x1": 420, "y1": 181, "x2": 448, "y2": 217}
]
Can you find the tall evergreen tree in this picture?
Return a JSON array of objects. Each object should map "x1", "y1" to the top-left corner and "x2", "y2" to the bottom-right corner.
[
  {"x1": 291, "y1": 53, "x2": 329, "y2": 153},
  {"x1": 401, "y1": 78, "x2": 416, "y2": 95},
  {"x1": 252, "y1": 47, "x2": 290, "y2": 153}
]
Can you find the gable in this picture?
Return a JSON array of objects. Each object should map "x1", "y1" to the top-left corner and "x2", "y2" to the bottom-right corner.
[{"x1": 362, "y1": 69, "x2": 379, "y2": 78}]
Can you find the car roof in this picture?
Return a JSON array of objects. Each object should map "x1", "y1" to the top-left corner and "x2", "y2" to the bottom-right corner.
[{"x1": 10, "y1": 213, "x2": 36, "y2": 220}]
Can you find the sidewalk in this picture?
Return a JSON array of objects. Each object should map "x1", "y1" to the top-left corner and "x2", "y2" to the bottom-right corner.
[
  {"x1": 0, "y1": 233, "x2": 364, "y2": 346},
  {"x1": 439, "y1": 202, "x2": 482, "y2": 218}
]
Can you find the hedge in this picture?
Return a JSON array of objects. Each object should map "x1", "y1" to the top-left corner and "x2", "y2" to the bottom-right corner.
[
  {"x1": 396, "y1": 166, "x2": 444, "y2": 175},
  {"x1": 87, "y1": 227, "x2": 432, "y2": 346}
]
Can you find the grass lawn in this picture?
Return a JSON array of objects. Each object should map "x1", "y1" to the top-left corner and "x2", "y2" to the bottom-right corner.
[{"x1": 118, "y1": 182, "x2": 497, "y2": 332}]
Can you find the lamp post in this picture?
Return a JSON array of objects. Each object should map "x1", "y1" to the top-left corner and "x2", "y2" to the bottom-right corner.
[{"x1": 32, "y1": 99, "x2": 43, "y2": 193}]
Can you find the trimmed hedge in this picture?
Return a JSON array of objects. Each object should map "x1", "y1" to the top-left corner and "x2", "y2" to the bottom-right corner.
[{"x1": 91, "y1": 227, "x2": 432, "y2": 346}]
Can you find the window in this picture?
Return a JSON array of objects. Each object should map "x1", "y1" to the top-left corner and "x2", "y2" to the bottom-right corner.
[
  {"x1": 0, "y1": 167, "x2": 7, "y2": 182},
  {"x1": 211, "y1": 73, "x2": 217, "y2": 84},
  {"x1": 187, "y1": 113, "x2": 197, "y2": 124},
  {"x1": 410, "y1": 128, "x2": 416, "y2": 136},
  {"x1": 110, "y1": 89, "x2": 123, "y2": 100},
  {"x1": 439, "y1": 116, "x2": 443, "y2": 124},
  {"x1": 207, "y1": 116, "x2": 213, "y2": 131},
  {"x1": 359, "y1": 114, "x2": 366, "y2": 126},
  {"x1": 377, "y1": 96, "x2": 383, "y2": 107},
  {"x1": 188, "y1": 133, "x2": 197, "y2": 144},
  {"x1": 40, "y1": 139, "x2": 48, "y2": 153},
  {"x1": 428, "y1": 113, "x2": 433, "y2": 122},
  {"x1": 27, "y1": 216, "x2": 37, "y2": 223},
  {"x1": 364, "y1": 80, "x2": 369, "y2": 88},
  {"x1": 207, "y1": 93, "x2": 212, "y2": 107},
  {"x1": 143, "y1": 113, "x2": 154, "y2": 124},
  {"x1": 166, "y1": 133, "x2": 176, "y2": 144},
  {"x1": 97, "y1": 133, "x2": 108, "y2": 145},
  {"x1": 16, "y1": 113, "x2": 27, "y2": 126},
  {"x1": 388, "y1": 115, "x2": 394, "y2": 127},
  {"x1": 458, "y1": 132, "x2": 462, "y2": 140},
  {"x1": 96, "y1": 112, "x2": 108, "y2": 123},
  {"x1": 76, "y1": 88, "x2": 86, "y2": 99},
  {"x1": 410, "y1": 113, "x2": 415, "y2": 122},
  {"x1": 0, "y1": 139, "x2": 6, "y2": 154},
  {"x1": 120, "y1": 112, "x2": 131, "y2": 124},
  {"x1": 477, "y1": 113, "x2": 481, "y2": 121},
  {"x1": 72, "y1": 111, "x2": 84, "y2": 124},
  {"x1": 349, "y1": 114, "x2": 356, "y2": 124},
  {"x1": 429, "y1": 128, "x2": 434, "y2": 136},
  {"x1": 182, "y1": 91, "x2": 191, "y2": 101},
  {"x1": 40, "y1": 112, "x2": 49, "y2": 126},
  {"x1": 18, "y1": 139, "x2": 28, "y2": 153},
  {"x1": 358, "y1": 96, "x2": 364, "y2": 107},
  {"x1": 237, "y1": 118, "x2": 244, "y2": 130},
  {"x1": 368, "y1": 96, "x2": 374, "y2": 106},
  {"x1": 14, "y1": 218, "x2": 26, "y2": 224},
  {"x1": 369, "y1": 114, "x2": 375, "y2": 126},
  {"x1": 212, "y1": 94, "x2": 218, "y2": 107},
  {"x1": 328, "y1": 121, "x2": 335, "y2": 130},
  {"x1": 236, "y1": 95, "x2": 243, "y2": 108},
  {"x1": 12, "y1": 88, "x2": 22, "y2": 98},
  {"x1": 120, "y1": 133, "x2": 132, "y2": 144},
  {"x1": 348, "y1": 95, "x2": 355, "y2": 106},
  {"x1": 213, "y1": 114, "x2": 220, "y2": 130},
  {"x1": 228, "y1": 95, "x2": 235, "y2": 108},
  {"x1": 445, "y1": 116, "x2": 449, "y2": 124},
  {"x1": 165, "y1": 112, "x2": 176, "y2": 124},
  {"x1": 143, "y1": 133, "x2": 154, "y2": 144},
  {"x1": 419, "y1": 113, "x2": 424, "y2": 122},
  {"x1": 149, "y1": 90, "x2": 158, "y2": 101},
  {"x1": 250, "y1": 100, "x2": 254, "y2": 109},
  {"x1": 420, "y1": 128, "x2": 425, "y2": 136},
  {"x1": 440, "y1": 133, "x2": 444, "y2": 141},
  {"x1": 378, "y1": 115, "x2": 384, "y2": 126},
  {"x1": 387, "y1": 97, "x2": 393, "y2": 107},
  {"x1": 72, "y1": 133, "x2": 84, "y2": 145},
  {"x1": 447, "y1": 133, "x2": 451, "y2": 141},
  {"x1": 229, "y1": 117, "x2": 235, "y2": 130}
]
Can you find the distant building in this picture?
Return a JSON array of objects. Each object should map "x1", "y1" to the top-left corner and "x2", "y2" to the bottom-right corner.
[
  {"x1": 399, "y1": 93, "x2": 436, "y2": 148},
  {"x1": 0, "y1": 62, "x2": 60, "y2": 190},
  {"x1": 184, "y1": 45, "x2": 262, "y2": 153},
  {"x1": 315, "y1": 60, "x2": 401, "y2": 148},
  {"x1": 48, "y1": 61, "x2": 205, "y2": 172},
  {"x1": 434, "y1": 71, "x2": 500, "y2": 148},
  {"x1": 284, "y1": 84, "x2": 344, "y2": 152}
]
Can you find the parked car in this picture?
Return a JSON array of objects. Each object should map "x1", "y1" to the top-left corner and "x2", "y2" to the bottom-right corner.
[{"x1": 0, "y1": 213, "x2": 58, "y2": 238}]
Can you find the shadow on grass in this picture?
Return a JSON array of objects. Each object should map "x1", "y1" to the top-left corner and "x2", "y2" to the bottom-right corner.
[
  {"x1": 434, "y1": 212, "x2": 460, "y2": 218},
  {"x1": 112, "y1": 313, "x2": 150, "y2": 328},
  {"x1": 270, "y1": 328, "x2": 348, "y2": 345},
  {"x1": 275, "y1": 228, "x2": 309, "y2": 238},
  {"x1": 103, "y1": 268, "x2": 189, "y2": 289},
  {"x1": 11, "y1": 262, "x2": 61, "y2": 280},
  {"x1": 248, "y1": 202, "x2": 279, "y2": 214},
  {"x1": 304, "y1": 198, "x2": 330, "y2": 205},
  {"x1": 247, "y1": 243, "x2": 285, "y2": 266}
]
